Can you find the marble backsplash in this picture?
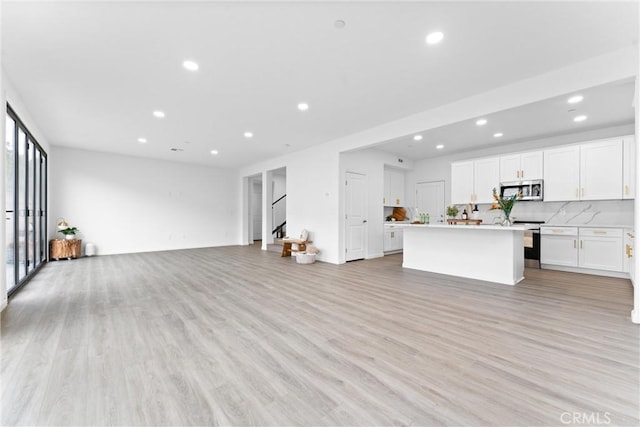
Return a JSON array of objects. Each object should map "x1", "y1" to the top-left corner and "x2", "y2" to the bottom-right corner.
[{"x1": 468, "y1": 200, "x2": 633, "y2": 226}]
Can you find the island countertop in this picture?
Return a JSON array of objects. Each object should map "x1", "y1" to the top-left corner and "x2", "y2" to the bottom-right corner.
[
  {"x1": 400, "y1": 223, "x2": 525, "y2": 285},
  {"x1": 391, "y1": 223, "x2": 533, "y2": 231}
]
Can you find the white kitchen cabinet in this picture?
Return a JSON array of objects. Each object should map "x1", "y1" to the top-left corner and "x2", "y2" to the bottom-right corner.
[
  {"x1": 544, "y1": 138, "x2": 623, "y2": 202},
  {"x1": 624, "y1": 230, "x2": 635, "y2": 284},
  {"x1": 451, "y1": 157, "x2": 499, "y2": 204},
  {"x1": 384, "y1": 168, "x2": 405, "y2": 206},
  {"x1": 383, "y1": 227, "x2": 404, "y2": 253},
  {"x1": 578, "y1": 228, "x2": 624, "y2": 272},
  {"x1": 543, "y1": 145, "x2": 580, "y2": 201},
  {"x1": 580, "y1": 138, "x2": 623, "y2": 200},
  {"x1": 541, "y1": 226, "x2": 624, "y2": 274},
  {"x1": 473, "y1": 157, "x2": 500, "y2": 204},
  {"x1": 499, "y1": 151, "x2": 543, "y2": 182},
  {"x1": 451, "y1": 160, "x2": 475, "y2": 204},
  {"x1": 623, "y1": 135, "x2": 635, "y2": 199},
  {"x1": 541, "y1": 227, "x2": 578, "y2": 267}
]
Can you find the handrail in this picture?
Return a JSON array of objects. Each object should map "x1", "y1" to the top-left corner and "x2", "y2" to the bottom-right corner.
[
  {"x1": 272, "y1": 194, "x2": 286, "y2": 206},
  {"x1": 273, "y1": 221, "x2": 286, "y2": 235}
]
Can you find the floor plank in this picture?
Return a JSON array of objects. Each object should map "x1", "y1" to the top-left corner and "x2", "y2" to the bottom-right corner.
[{"x1": 1, "y1": 246, "x2": 638, "y2": 426}]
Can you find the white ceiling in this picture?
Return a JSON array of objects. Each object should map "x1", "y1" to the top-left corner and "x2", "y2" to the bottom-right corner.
[
  {"x1": 2, "y1": 1, "x2": 638, "y2": 168},
  {"x1": 374, "y1": 78, "x2": 636, "y2": 160}
]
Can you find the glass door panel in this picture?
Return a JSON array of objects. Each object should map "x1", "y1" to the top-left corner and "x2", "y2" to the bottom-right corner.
[
  {"x1": 27, "y1": 140, "x2": 35, "y2": 273},
  {"x1": 17, "y1": 129, "x2": 26, "y2": 282},
  {"x1": 34, "y1": 149, "x2": 41, "y2": 269},
  {"x1": 40, "y1": 155, "x2": 47, "y2": 263},
  {"x1": 5, "y1": 115, "x2": 16, "y2": 291}
]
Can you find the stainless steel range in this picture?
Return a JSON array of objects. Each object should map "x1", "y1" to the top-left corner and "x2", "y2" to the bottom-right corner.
[{"x1": 513, "y1": 220, "x2": 544, "y2": 268}]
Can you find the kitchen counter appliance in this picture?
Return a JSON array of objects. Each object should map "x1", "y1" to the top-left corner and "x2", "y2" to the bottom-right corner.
[
  {"x1": 500, "y1": 180, "x2": 543, "y2": 201},
  {"x1": 513, "y1": 220, "x2": 544, "y2": 268}
]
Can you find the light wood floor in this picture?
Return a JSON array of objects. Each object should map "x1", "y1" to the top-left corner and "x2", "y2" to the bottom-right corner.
[{"x1": 1, "y1": 246, "x2": 638, "y2": 426}]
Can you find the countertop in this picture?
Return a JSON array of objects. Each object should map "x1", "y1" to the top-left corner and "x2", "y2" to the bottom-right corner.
[
  {"x1": 542, "y1": 224, "x2": 633, "y2": 229},
  {"x1": 391, "y1": 223, "x2": 532, "y2": 231}
]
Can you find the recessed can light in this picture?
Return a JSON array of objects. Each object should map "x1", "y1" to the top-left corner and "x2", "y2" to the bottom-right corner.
[
  {"x1": 297, "y1": 103, "x2": 309, "y2": 111},
  {"x1": 183, "y1": 60, "x2": 199, "y2": 71},
  {"x1": 436, "y1": 144, "x2": 444, "y2": 150},
  {"x1": 244, "y1": 131, "x2": 253, "y2": 139},
  {"x1": 137, "y1": 137, "x2": 147, "y2": 143},
  {"x1": 153, "y1": 111, "x2": 165, "y2": 118},
  {"x1": 568, "y1": 95, "x2": 584, "y2": 104},
  {"x1": 476, "y1": 118, "x2": 487, "y2": 126},
  {"x1": 574, "y1": 115, "x2": 587, "y2": 122},
  {"x1": 493, "y1": 132, "x2": 503, "y2": 138},
  {"x1": 413, "y1": 135, "x2": 423, "y2": 141},
  {"x1": 334, "y1": 20, "x2": 346, "y2": 29},
  {"x1": 210, "y1": 149, "x2": 219, "y2": 155},
  {"x1": 425, "y1": 31, "x2": 444, "y2": 45}
]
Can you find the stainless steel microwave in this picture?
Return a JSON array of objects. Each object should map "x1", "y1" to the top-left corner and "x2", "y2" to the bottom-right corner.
[{"x1": 500, "y1": 180, "x2": 543, "y2": 201}]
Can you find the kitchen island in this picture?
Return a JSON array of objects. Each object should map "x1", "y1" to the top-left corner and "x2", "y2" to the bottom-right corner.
[{"x1": 395, "y1": 223, "x2": 528, "y2": 285}]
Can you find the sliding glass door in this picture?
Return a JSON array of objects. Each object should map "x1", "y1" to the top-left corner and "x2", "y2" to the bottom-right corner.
[{"x1": 6, "y1": 105, "x2": 47, "y2": 296}]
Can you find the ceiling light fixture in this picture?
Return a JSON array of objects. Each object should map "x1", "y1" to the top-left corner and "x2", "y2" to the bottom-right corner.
[
  {"x1": 493, "y1": 132, "x2": 503, "y2": 138},
  {"x1": 183, "y1": 60, "x2": 199, "y2": 71},
  {"x1": 153, "y1": 111, "x2": 165, "y2": 118},
  {"x1": 137, "y1": 137, "x2": 147, "y2": 143},
  {"x1": 568, "y1": 95, "x2": 584, "y2": 104},
  {"x1": 210, "y1": 149, "x2": 219, "y2": 155},
  {"x1": 334, "y1": 20, "x2": 346, "y2": 29},
  {"x1": 476, "y1": 118, "x2": 487, "y2": 126},
  {"x1": 436, "y1": 144, "x2": 444, "y2": 150},
  {"x1": 573, "y1": 115, "x2": 587, "y2": 122},
  {"x1": 425, "y1": 31, "x2": 444, "y2": 45},
  {"x1": 297, "y1": 103, "x2": 309, "y2": 111},
  {"x1": 413, "y1": 135, "x2": 423, "y2": 141},
  {"x1": 244, "y1": 131, "x2": 253, "y2": 139}
]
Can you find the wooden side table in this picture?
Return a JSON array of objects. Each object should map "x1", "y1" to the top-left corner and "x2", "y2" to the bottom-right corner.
[{"x1": 50, "y1": 239, "x2": 82, "y2": 260}]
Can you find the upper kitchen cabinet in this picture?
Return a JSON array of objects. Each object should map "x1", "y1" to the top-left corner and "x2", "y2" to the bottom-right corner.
[
  {"x1": 384, "y1": 168, "x2": 405, "y2": 206},
  {"x1": 623, "y1": 135, "x2": 635, "y2": 199},
  {"x1": 451, "y1": 157, "x2": 499, "y2": 204},
  {"x1": 544, "y1": 138, "x2": 624, "y2": 202},
  {"x1": 580, "y1": 138, "x2": 623, "y2": 200},
  {"x1": 543, "y1": 145, "x2": 580, "y2": 201},
  {"x1": 499, "y1": 151, "x2": 543, "y2": 182}
]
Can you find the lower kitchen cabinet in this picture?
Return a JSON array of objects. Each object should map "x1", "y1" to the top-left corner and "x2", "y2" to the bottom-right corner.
[
  {"x1": 541, "y1": 226, "x2": 625, "y2": 275},
  {"x1": 384, "y1": 227, "x2": 404, "y2": 253},
  {"x1": 624, "y1": 229, "x2": 635, "y2": 284}
]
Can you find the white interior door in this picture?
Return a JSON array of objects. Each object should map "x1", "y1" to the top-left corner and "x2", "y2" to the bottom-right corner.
[
  {"x1": 251, "y1": 181, "x2": 262, "y2": 241},
  {"x1": 345, "y1": 172, "x2": 367, "y2": 261},
  {"x1": 416, "y1": 180, "x2": 445, "y2": 223}
]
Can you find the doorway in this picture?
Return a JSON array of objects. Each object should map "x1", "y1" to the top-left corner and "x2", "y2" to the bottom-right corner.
[
  {"x1": 345, "y1": 171, "x2": 367, "y2": 261},
  {"x1": 416, "y1": 180, "x2": 445, "y2": 223}
]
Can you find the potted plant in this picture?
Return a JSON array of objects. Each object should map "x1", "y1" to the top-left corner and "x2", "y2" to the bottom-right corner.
[
  {"x1": 490, "y1": 188, "x2": 521, "y2": 226},
  {"x1": 446, "y1": 205, "x2": 459, "y2": 218},
  {"x1": 58, "y1": 226, "x2": 79, "y2": 240}
]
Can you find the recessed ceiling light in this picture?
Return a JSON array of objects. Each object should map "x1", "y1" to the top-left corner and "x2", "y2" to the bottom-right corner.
[
  {"x1": 493, "y1": 132, "x2": 503, "y2": 138},
  {"x1": 568, "y1": 95, "x2": 584, "y2": 104},
  {"x1": 297, "y1": 103, "x2": 309, "y2": 111},
  {"x1": 476, "y1": 118, "x2": 487, "y2": 126},
  {"x1": 413, "y1": 135, "x2": 423, "y2": 141},
  {"x1": 183, "y1": 60, "x2": 199, "y2": 71},
  {"x1": 153, "y1": 111, "x2": 165, "y2": 118},
  {"x1": 334, "y1": 20, "x2": 346, "y2": 29},
  {"x1": 436, "y1": 144, "x2": 444, "y2": 150},
  {"x1": 137, "y1": 137, "x2": 147, "y2": 143},
  {"x1": 574, "y1": 115, "x2": 587, "y2": 122},
  {"x1": 244, "y1": 131, "x2": 253, "y2": 139},
  {"x1": 210, "y1": 150, "x2": 219, "y2": 155},
  {"x1": 425, "y1": 31, "x2": 444, "y2": 45}
]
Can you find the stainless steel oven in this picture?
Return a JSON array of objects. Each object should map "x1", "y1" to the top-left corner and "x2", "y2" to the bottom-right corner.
[{"x1": 513, "y1": 220, "x2": 544, "y2": 268}]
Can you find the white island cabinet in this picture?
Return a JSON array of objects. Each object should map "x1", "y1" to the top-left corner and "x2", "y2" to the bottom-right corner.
[{"x1": 397, "y1": 224, "x2": 526, "y2": 286}]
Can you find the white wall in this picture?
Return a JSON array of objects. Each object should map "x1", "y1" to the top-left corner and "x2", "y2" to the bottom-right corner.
[{"x1": 50, "y1": 147, "x2": 239, "y2": 255}]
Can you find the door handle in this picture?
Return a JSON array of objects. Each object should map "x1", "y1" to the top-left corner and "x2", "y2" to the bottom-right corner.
[{"x1": 362, "y1": 220, "x2": 367, "y2": 223}]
